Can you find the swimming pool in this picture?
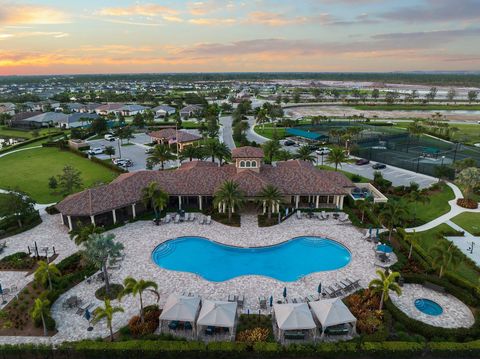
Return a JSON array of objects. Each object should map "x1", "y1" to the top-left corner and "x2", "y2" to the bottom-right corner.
[
  {"x1": 151, "y1": 236, "x2": 351, "y2": 282},
  {"x1": 415, "y1": 298, "x2": 443, "y2": 316}
]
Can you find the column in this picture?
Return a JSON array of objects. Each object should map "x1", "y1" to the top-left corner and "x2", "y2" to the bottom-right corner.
[
  {"x1": 295, "y1": 195, "x2": 300, "y2": 209},
  {"x1": 232, "y1": 201, "x2": 235, "y2": 213},
  {"x1": 90, "y1": 215, "x2": 95, "y2": 226},
  {"x1": 67, "y1": 216, "x2": 73, "y2": 231},
  {"x1": 327, "y1": 195, "x2": 330, "y2": 204},
  {"x1": 222, "y1": 202, "x2": 226, "y2": 213},
  {"x1": 339, "y1": 196, "x2": 345, "y2": 210},
  {"x1": 112, "y1": 209, "x2": 117, "y2": 224},
  {"x1": 198, "y1": 196, "x2": 203, "y2": 211},
  {"x1": 61, "y1": 215, "x2": 65, "y2": 225},
  {"x1": 218, "y1": 202, "x2": 222, "y2": 212},
  {"x1": 315, "y1": 196, "x2": 320, "y2": 209},
  {"x1": 131, "y1": 204, "x2": 136, "y2": 219},
  {"x1": 178, "y1": 196, "x2": 182, "y2": 210},
  {"x1": 263, "y1": 201, "x2": 266, "y2": 214}
]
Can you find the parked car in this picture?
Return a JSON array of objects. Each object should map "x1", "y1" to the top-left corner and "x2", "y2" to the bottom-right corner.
[
  {"x1": 355, "y1": 158, "x2": 370, "y2": 165},
  {"x1": 104, "y1": 134, "x2": 115, "y2": 141},
  {"x1": 307, "y1": 143, "x2": 320, "y2": 151},
  {"x1": 88, "y1": 147, "x2": 104, "y2": 156},
  {"x1": 145, "y1": 147, "x2": 154, "y2": 154},
  {"x1": 284, "y1": 139, "x2": 295, "y2": 146},
  {"x1": 372, "y1": 163, "x2": 387, "y2": 170},
  {"x1": 113, "y1": 158, "x2": 133, "y2": 167},
  {"x1": 315, "y1": 147, "x2": 330, "y2": 155}
]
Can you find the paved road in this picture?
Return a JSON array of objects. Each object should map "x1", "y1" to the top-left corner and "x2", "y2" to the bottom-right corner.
[{"x1": 219, "y1": 116, "x2": 235, "y2": 149}]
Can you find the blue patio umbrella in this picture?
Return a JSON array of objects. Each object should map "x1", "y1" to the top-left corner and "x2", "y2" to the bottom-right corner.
[
  {"x1": 283, "y1": 287, "x2": 287, "y2": 298},
  {"x1": 0, "y1": 283, "x2": 3, "y2": 295},
  {"x1": 269, "y1": 296, "x2": 273, "y2": 307},
  {"x1": 317, "y1": 283, "x2": 322, "y2": 295},
  {"x1": 369, "y1": 226, "x2": 372, "y2": 237},
  {"x1": 84, "y1": 308, "x2": 91, "y2": 321},
  {"x1": 376, "y1": 228, "x2": 380, "y2": 239}
]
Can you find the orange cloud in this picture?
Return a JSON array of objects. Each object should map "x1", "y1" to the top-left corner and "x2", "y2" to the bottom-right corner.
[
  {"x1": 96, "y1": 4, "x2": 180, "y2": 21},
  {"x1": 0, "y1": 3, "x2": 70, "y2": 25},
  {"x1": 188, "y1": 18, "x2": 236, "y2": 25}
]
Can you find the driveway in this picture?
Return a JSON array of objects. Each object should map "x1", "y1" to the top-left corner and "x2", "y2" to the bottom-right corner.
[{"x1": 219, "y1": 116, "x2": 235, "y2": 149}]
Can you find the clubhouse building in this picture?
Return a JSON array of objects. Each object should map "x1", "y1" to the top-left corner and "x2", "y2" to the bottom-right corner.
[{"x1": 56, "y1": 147, "x2": 354, "y2": 230}]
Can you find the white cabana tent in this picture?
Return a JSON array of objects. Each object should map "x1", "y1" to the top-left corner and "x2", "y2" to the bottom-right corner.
[
  {"x1": 159, "y1": 294, "x2": 201, "y2": 334},
  {"x1": 309, "y1": 298, "x2": 357, "y2": 338},
  {"x1": 196, "y1": 300, "x2": 237, "y2": 339},
  {"x1": 273, "y1": 303, "x2": 317, "y2": 342}
]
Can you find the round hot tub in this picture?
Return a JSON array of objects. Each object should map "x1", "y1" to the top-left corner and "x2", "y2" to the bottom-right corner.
[{"x1": 414, "y1": 298, "x2": 443, "y2": 316}]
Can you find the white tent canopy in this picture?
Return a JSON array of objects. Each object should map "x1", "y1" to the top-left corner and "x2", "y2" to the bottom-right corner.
[
  {"x1": 196, "y1": 300, "x2": 237, "y2": 328},
  {"x1": 273, "y1": 303, "x2": 316, "y2": 331},
  {"x1": 160, "y1": 294, "x2": 201, "y2": 322},
  {"x1": 309, "y1": 298, "x2": 357, "y2": 336}
]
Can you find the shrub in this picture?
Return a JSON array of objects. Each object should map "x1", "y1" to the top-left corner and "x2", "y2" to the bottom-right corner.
[
  {"x1": 237, "y1": 328, "x2": 270, "y2": 344},
  {"x1": 457, "y1": 198, "x2": 478, "y2": 209},
  {"x1": 95, "y1": 284, "x2": 124, "y2": 300},
  {"x1": 45, "y1": 205, "x2": 59, "y2": 215}
]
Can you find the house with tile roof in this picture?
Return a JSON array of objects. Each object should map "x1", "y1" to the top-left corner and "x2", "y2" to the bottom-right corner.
[
  {"x1": 56, "y1": 146, "x2": 354, "y2": 230},
  {"x1": 149, "y1": 128, "x2": 202, "y2": 151}
]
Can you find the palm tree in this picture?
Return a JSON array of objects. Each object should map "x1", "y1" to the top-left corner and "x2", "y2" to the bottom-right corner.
[
  {"x1": 276, "y1": 149, "x2": 292, "y2": 162},
  {"x1": 431, "y1": 240, "x2": 462, "y2": 278},
  {"x1": 147, "y1": 144, "x2": 176, "y2": 170},
  {"x1": 457, "y1": 167, "x2": 480, "y2": 200},
  {"x1": 141, "y1": 182, "x2": 169, "y2": 219},
  {"x1": 31, "y1": 298, "x2": 51, "y2": 336},
  {"x1": 82, "y1": 233, "x2": 124, "y2": 296},
  {"x1": 378, "y1": 200, "x2": 409, "y2": 241},
  {"x1": 407, "y1": 189, "x2": 430, "y2": 223},
  {"x1": 408, "y1": 230, "x2": 417, "y2": 260},
  {"x1": 296, "y1": 145, "x2": 316, "y2": 163},
  {"x1": 213, "y1": 180, "x2": 245, "y2": 221},
  {"x1": 204, "y1": 140, "x2": 220, "y2": 163},
  {"x1": 69, "y1": 223, "x2": 104, "y2": 245},
  {"x1": 356, "y1": 198, "x2": 372, "y2": 223},
  {"x1": 34, "y1": 261, "x2": 61, "y2": 291},
  {"x1": 91, "y1": 299, "x2": 124, "y2": 342},
  {"x1": 180, "y1": 145, "x2": 198, "y2": 162},
  {"x1": 118, "y1": 277, "x2": 159, "y2": 323},
  {"x1": 368, "y1": 270, "x2": 402, "y2": 310},
  {"x1": 262, "y1": 140, "x2": 281, "y2": 163},
  {"x1": 104, "y1": 145, "x2": 115, "y2": 159},
  {"x1": 215, "y1": 142, "x2": 232, "y2": 165},
  {"x1": 258, "y1": 185, "x2": 283, "y2": 220},
  {"x1": 326, "y1": 147, "x2": 348, "y2": 171}
]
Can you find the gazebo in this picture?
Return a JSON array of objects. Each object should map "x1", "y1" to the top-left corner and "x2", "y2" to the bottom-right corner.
[
  {"x1": 196, "y1": 300, "x2": 238, "y2": 340},
  {"x1": 159, "y1": 294, "x2": 201, "y2": 335},
  {"x1": 273, "y1": 303, "x2": 317, "y2": 342},
  {"x1": 309, "y1": 298, "x2": 357, "y2": 338}
]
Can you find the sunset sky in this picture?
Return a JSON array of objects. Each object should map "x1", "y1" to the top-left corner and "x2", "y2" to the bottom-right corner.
[{"x1": 0, "y1": 0, "x2": 479, "y2": 75}]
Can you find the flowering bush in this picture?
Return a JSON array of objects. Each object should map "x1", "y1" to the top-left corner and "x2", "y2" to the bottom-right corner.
[
  {"x1": 345, "y1": 290, "x2": 383, "y2": 335},
  {"x1": 128, "y1": 306, "x2": 160, "y2": 337},
  {"x1": 456, "y1": 198, "x2": 478, "y2": 209},
  {"x1": 237, "y1": 327, "x2": 270, "y2": 343}
]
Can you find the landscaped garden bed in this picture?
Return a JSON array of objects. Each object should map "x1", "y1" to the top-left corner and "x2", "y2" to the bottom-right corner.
[
  {"x1": 0, "y1": 252, "x2": 57, "y2": 272},
  {"x1": 236, "y1": 314, "x2": 274, "y2": 343}
]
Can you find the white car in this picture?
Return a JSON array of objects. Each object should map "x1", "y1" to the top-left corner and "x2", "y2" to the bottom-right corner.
[
  {"x1": 88, "y1": 147, "x2": 104, "y2": 155},
  {"x1": 104, "y1": 134, "x2": 115, "y2": 141},
  {"x1": 315, "y1": 147, "x2": 330, "y2": 155}
]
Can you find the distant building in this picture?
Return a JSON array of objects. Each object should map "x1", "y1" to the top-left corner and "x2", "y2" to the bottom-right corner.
[
  {"x1": 56, "y1": 113, "x2": 100, "y2": 129},
  {"x1": 149, "y1": 128, "x2": 202, "y2": 151},
  {"x1": 152, "y1": 105, "x2": 176, "y2": 118},
  {"x1": 9, "y1": 112, "x2": 67, "y2": 129},
  {"x1": 180, "y1": 104, "x2": 203, "y2": 119},
  {"x1": 119, "y1": 104, "x2": 150, "y2": 116},
  {"x1": 95, "y1": 103, "x2": 124, "y2": 116}
]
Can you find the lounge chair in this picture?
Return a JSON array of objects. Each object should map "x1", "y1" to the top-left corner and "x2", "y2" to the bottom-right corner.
[
  {"x1": 237, "y1": 295, "x2": 244, "y2": 308},
  {"x1": 321, "y1": 211, "x2": 329, "y2": 220},
  {"x1": 163, "y1": 214, "x2": 171, "y2": 224},
  {"x1": 174, "y1": 214, "x2": 180, "y2": 224},
  {"x1": 184, "y1": 322, "x2": 193, "y2": 330},
  {"x1": 190, "y1": 213, "x2": 196, "y2": 221},
  {"x1": 296, "y1": 210, "x2": 302, "y2": 219},
  {"x1": 205, "y1": 326, "x2": 214, "y2": 335},
  {"x1": 168, "y1": 320, "x2": 179, "y2": 330},
  {"x1": 346, "y1": 279, "x2": 360, "y2": 289},
  {"x1": 228, "y1": 294, "x2": 237, "y2": 302},
  {"x1": 259, "y1": 296, "x2": 267, "y2": 309},
  {"x1": 206, "y1": 215, "x2": 212, "y2": 225},
  {"x1": 199, "y1": 216, "x2": 205, "y2": 225},
  {"x1": 339, "y1": 214, "x2": 350, "y2": 223}
]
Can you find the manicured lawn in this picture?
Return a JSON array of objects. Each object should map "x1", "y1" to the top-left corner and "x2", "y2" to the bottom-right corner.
[
  {"x1": 353, "y1": 104, "x2": 480, "y2": 111},
  {"x1": 254, "y1": 126, "x2": 286, "y2": 139},
  {"x1": 405, "y1": 182, "x2": 455, "y2": 224},
  {"x1": 451, "y1": 212, "x2": 480, "y2": 235},
  {"x1": 316, "y1": 165, "x2": 370, "y2": 183},
  {"x1": 416, "y1": 224, "x2": 480, "y2": 285},
  {"x1": 0, "y1": 147, "x2": 118, "y2": 203},
  {"x1": 0, "y1": 126, "x2": 57, "y2": 139},
  {"x1": 394, "y1": 122, "x2": 480, "y2": 145}
]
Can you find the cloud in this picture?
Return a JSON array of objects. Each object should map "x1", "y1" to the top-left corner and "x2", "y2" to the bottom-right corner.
[
  {"x1": 188, "y1": 18, "x2": 236, "y2": 26},
  {"x1": 96, "y1": 3, "x2": 181, "y2": 22},
  {"x1": 0, "y1": 3, "x2": 70, "y2": 25},
  {"x1": 0, "y1": 31, "x2": 70, "y2": 40},
  {"x1": 380, "y1": 0, "x2": 480, "y2": 23},
  {"x1": 187, "y1": 1, "x2": 232, "y2": 16}
]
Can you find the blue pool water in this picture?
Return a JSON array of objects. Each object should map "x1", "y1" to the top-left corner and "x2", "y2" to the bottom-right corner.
[
  {"x1": 415, "y1": 298, "x2": 443, "y2": 316},
  {"x1": 151, "y1": 236, "x2": 351, "y2": 282},
  {"x1": 376, "y1": 244, "x2": 393, "y2": 253}
]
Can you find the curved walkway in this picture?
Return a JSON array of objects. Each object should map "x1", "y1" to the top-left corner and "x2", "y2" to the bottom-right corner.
[
  {"x1": 406, "y1": 182, "x2": 480, "y2": 233},
  {"x1": 0, "y1": 145, "x2": 42, "y2": 158}
]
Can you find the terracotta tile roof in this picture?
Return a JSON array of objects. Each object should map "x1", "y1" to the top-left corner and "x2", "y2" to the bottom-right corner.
[
  {"x1": 232, "y1": 146, "x2": 264, "y2": 158},
  {"x1": 148, "y1": 129, "x2": 201, "y2": 143},
  {"x1": 56, "y1": 160, "x2": 353, "y2": 217}
]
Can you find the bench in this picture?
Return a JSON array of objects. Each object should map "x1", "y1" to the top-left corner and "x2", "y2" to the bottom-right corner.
[
  {"x1": 424, "y1": 281, "x2": 445, "y2": 293},
  {"x1": 285, "y1": 332, "x2": 305, "y2": 340},
  {"x1": 325, "y1": 325, "x2": 349, "y2": 336}
]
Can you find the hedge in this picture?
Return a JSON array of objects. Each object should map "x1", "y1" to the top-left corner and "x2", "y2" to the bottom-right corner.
[
  {"x1": 2, "y1": 340, "x2": 480, "y2": 359},
  {"x1": 0, "y1": 213, "x2": 42, "y2": 239}
]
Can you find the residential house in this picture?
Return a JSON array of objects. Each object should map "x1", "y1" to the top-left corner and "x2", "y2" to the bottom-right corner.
[
  {"x1": 180, "y1": 104, "x2": 203, "y2": 119},
  {"x1": 152, "y1": 105, "x2": 176, "y2": 118}
]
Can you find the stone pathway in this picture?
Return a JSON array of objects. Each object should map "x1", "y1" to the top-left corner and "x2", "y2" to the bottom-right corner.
[{"x1": 390, "y1": 284, "x2": 475, "y2": 329}]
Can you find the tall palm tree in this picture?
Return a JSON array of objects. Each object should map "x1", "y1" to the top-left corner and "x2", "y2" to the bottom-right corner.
[
  {"x1": 204, "y1": 140, "x2": 220, "y2": 163},
  {"x1": 147, "y1": 144, "x2": 176, "y2": 170},
  {"x1": 326, "y1": 147, "x2": 348, "y2": 171},
  {"x1": 180, "y1": 145, "x2": 199, "y2": 162},
  {"x1": 213, "y1": 180, "x2": 245, "y2": 221},
  {"x1": 378, "y1": 200, "x2": 409, "y2": 241},
  {"x1": 31, "y1": 298, "x2": 51, "y2": 337},
  {"x1": 407, "y1": 189, "x2": 430, "y2": 223},
  {"x1": 141, "y1": 182, "x2": 169, "y2": 219},
  {"x1": 215, "y1": 142, "x2": 232, "y2": 165},
  {"x1": 431, "y1": 240, "x2": 462, "y2": 278},
  {"x1": 276, "y1": 149, "x2": 292, "y2": 162},
  {"x1": 92, "y1": 299, "x2": 124, "y2": 342},
  {"x1": 296, "y1": 145, "x2": 316, "y2": 163},
  {"x1": 69, "y1": 223, "x2": 104, "y2": 245},
  {"x1": 82, "y1": 233, "x2": 124, "y2": 296},
  {"x1": 118, "y1": 277, "x2": 159, "y2": 323},
  {"x1": 262, "y1": 140, "x2": 281, "y2": 163},
  {"x1": 34, "y1": 261, "x2": 61, "y2": 291},
  {"x1": 356, "y1": 198, "x2": 372, "y2": 223},
  {"x1": 368, "y1": 270, "x2": 402, "y2": 310},
  {"x1": 258, "y1": 185, "x2": 283, "y2": 220}
]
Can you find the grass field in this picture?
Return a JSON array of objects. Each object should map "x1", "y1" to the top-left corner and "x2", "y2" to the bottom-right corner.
[
  {"x1": 405, "y1": 183, "x2": 455, "y2": 224},
  {"x1": 353, "y1": 104, "x2": 480, "y2": 111},
  {"x1": 254, "y1": 125, "x2": 286, "y2": 139},
  {"x1": 0, "y1": 126, "x2": 58, "y2": 139},
  {"x1": 416, "y1": 224, "x2": 480, "y2": 284},
  {"x1": 0, "y1": 147, "x2": 118, "y2": 203},
  {"x1": 393, "y1": 122, "x2": 480, "y2": 146},
  {"x1": 316, "y1": 165, "x2": 370, "y2": 183},
  {"x1": 451, "y1": 212, "x2": 480, "y2": 235}
]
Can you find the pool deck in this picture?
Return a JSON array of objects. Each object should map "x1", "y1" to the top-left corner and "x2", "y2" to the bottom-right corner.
[{"x1": 0, "y1": 213, "x2": 379, "y2": 344}]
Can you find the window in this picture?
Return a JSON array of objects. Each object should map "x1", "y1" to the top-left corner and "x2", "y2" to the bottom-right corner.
[
  {"x1": 251, "y1": 161, "x2": 257, "y2": 168},
  {"x1": 240, "y1": 161, "x2": 245, "y2": 167},
  {"x1": 246, "y1": 161, "x2": 251, "y2": 168}
]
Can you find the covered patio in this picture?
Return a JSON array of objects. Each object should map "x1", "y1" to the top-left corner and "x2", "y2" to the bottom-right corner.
[
  {"x1": 309, "y1": 298, "x2": 357, "y2": 339},
  {"x1": 196, "y1": 300, "x2": 238, "y2": 341},
  {"x1": 159, "y1": 294, "x2": 201, "y2": 338},
  {"x1": 273, "y1": 303, "x2": 317, "y2": 343}
]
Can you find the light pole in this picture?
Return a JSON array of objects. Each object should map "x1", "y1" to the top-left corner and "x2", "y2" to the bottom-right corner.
[
  {"x1": 441, "y1": 155, "x2": 445, "y2": 166},
  {"x1": 117, "y1": 138, "x2": 122, "y2": 159}
]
